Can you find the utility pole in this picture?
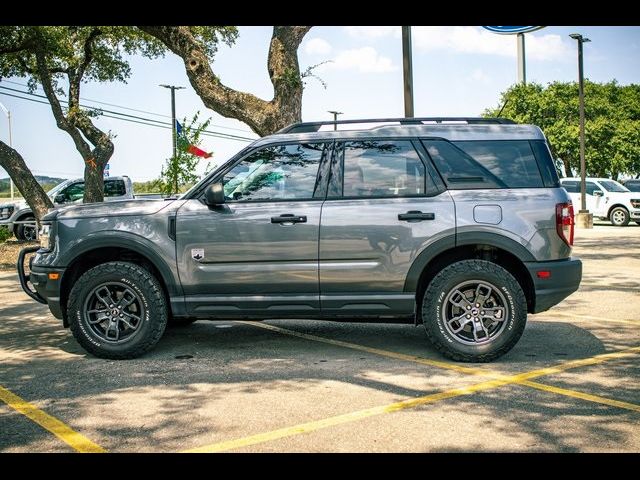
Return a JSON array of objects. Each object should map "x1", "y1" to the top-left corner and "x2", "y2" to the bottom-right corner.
[
  {"x1": 569, "y1": 33, "x2": 592, "y2": 228},
  {"x1": 402, "y1": 26, "x2": 414, "y2": 118},
  {"x1": 159, "y1": 84, "x2": 184, "y2": 195},
  {"x1": 327, "y1": 110, "x2": 343, "y2": 130},
  {"x1": 159, "y1": 84, "x2": 185, "y2": 161},
  {"x1": 0, "y1": 101, "x2": 15, "y2": 200}
]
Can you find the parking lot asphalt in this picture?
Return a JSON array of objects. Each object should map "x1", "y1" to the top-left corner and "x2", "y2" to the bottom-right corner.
[{"x1": 1, "y1": 223, "x2": 639, "y2": 452}]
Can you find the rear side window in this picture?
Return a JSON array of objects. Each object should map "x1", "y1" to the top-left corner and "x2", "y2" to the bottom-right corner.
[
  {"x1": 423, "y1": 140, "x2": 545, "y2": 189},
  {"x1": 561, "y1": 181, "x2": 579, "y2": 193},
  {"x1": 104, "y1": 180, "x2": 126, "y2": 197},
  {"x1": 341, "y1": 140, "x2": 428, "y2": 198},
  {"x1": 454, "y1": 141, "x2": 543, "y2": 188}
]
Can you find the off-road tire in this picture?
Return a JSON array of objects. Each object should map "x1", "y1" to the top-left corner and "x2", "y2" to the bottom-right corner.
[
  {"x1": 68, "y1": 261, "x2": 168, "y2": 359},
  {"x1": 422, "y1": 260, "x2": 527, "y2": 363}
]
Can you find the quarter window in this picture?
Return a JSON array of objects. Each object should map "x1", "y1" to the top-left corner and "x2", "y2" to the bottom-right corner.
[{"x1": 222, "y1": 143, "x2": 325, "y2": 202}]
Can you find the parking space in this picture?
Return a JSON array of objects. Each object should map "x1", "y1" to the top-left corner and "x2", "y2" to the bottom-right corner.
[{"x1": 1, "y1": 224, "x2": 639, "y2": 452}]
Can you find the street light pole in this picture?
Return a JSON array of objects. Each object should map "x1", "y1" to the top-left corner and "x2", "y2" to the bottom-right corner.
[
  {"x1": 0, "y1": 101, "x2": 15, "y2": 201},
  {"x1": 402, "y1": 26, "x2": 414, "y2": 118},
  {"x1": 327, "y1": 110, "x2": 343, "y2": 130},
  {"x1": 569, "y1": 33, "x2": 592, "y2": 228},
  {"x1": 159, "y1": 85, "x2": 185, "y2": 160}
]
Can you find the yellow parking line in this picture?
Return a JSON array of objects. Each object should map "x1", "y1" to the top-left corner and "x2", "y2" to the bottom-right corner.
[
  {"x1": 238, "y1": 321, "x2": 488, "y2": 377},
  {"x1": 183, "y1": 376, "x2": 515, "y2": 453},
  {"x1": 0, "y1": 384, "x2": 106, "y2": 453},
  {"x1": 183, "y1": 322, "x2": 640, "y2": 453},
  {"x1": 518, "y1": 380, "x2": 640, "y2": 413}
]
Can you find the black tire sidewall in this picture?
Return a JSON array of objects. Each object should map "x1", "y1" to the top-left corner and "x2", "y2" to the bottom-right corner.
[
  {"x1": 68, "y1": 263, "x2": 167, "y2": 358},
  {"x1": 423, "y1": 260, "x2": 527, "y2": 360}
]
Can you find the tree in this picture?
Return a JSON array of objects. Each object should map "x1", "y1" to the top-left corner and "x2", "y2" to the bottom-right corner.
[
  {"x1": 485, "y1": 81, "x2": 640, "y2": 179},
  {"x1": 0, "y1": 141, "x2": 53, "y2": 220},
  {"x1": 137, "y1": 26, "x2": 312, "y2": 136},
  {"x1": 0, "y1": 26, "x2": 166, "y2": 203},
  {"x1": 160, "y1": 112, "x2": 212, "y2": 195}
]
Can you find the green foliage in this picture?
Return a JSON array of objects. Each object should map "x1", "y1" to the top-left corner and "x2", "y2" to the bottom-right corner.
[
  {"x1": 485, "y1": 81, "x2": 640, "y2": 179},
  {"x1": 0, "y1": 226, "x2": 12, "y2": 243},
  {"x1": 160, "y1": 111, "x2": 212, "y2": 195}
]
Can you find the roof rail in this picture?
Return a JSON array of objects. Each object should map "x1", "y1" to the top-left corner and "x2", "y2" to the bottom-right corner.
[{"x1": 278, "y1": 117, "x2": 516, "y2": 134}]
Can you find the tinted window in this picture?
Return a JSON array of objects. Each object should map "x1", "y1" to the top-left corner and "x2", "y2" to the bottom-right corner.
[
  {"x1": 624, "y1": 181, "x2": 640, "y2": 192},
  {"x1": 104, "y1": 180, "x2": 126, "y2": 197},
  {"x1": 454, "y1": 141, "x2": 543, "y2": 188},
  {"x1": 423, "y1": 140, "x2": 506, "y2": 189},
  {"x1": 561, "y1": 181, "x2": 579, "y2": 193},
  {"x1": 222, "y1": 143, "x2": 324, "y2": 202},
  {"x1": 341, "y1": 141, "x2": 427, "y2": 198},
  {"x1": 599, "y1": 180, "x2": 629, "y2": 193},
  {"x1": 585, "y1": 182, "x2": 599, "y2": 195},
  {"x1": 60, "y1": 182, "x2": 85, "y2": 202}
]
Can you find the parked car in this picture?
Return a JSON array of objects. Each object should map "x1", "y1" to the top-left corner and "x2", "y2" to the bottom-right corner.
[
  {"x1": 0, "y1": 176, "x2": 134, "y2": 240},
  {"x1": 560, "y1": 177, "x2": 640, "y2": 226},
  {"x1": 621, "y1": 178, "x2": 640, "y2": 193},
  {"x1": 19, "y1": 117, "x2": 582, "y2": 362}
]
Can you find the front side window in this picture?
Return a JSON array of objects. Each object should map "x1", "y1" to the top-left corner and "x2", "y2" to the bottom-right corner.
[
  {"x1": 585, "y1": 182, "x2": 599, "y2": 195},
  {"x1": 341, "y1": 140, "x2": 427, "y2": 198},
  {"x1": 222, "y1": 143, "x2": 325, "y2": 202},
  {"x1": 60, "y1": 182, "x2": 85, "y2": 202},
  {"x1": 599, "y1": 180, "x2": 629, "y2": 193}
]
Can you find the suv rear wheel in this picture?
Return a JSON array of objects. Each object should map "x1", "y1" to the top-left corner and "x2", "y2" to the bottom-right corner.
[
  {"x1": 610, "y1": 206, "x2": 630, "y2": 227},
  {"x1": 422, "y1": 260, "x2": 527, "y2": 362},
  {"x1": 68, "y1": 261, "x2": 168, "y2": 359}
]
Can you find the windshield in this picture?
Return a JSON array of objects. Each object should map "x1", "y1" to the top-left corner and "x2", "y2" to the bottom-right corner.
[
  {"x1": 599, "y1": 180, "x2": 629, "y2": 193},
  {"x1": 46, "y1": 179, "x2": 75, "y2": 198}
]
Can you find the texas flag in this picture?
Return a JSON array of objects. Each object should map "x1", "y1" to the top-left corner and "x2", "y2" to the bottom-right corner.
[{"x1": 176, "y1": 120, "x2": 213, "y2": 158}]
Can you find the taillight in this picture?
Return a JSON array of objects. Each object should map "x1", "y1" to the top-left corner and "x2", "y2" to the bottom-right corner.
[{"x1": 556, "y1": 202, "x2": 574, "y2": 246}]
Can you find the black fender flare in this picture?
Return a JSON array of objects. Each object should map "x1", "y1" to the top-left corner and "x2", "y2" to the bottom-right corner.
[
  {"x1": 404, "y1": 232, "x2": 535, "y2": 293},
  {"x1": 61, "y1": 231, "x2": 182, "y2": 297}
]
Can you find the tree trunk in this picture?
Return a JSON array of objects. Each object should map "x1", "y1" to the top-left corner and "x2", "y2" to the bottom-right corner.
[
  {"x1": 562, "y1": 158, "x2": 574, "y2": 178},
  {"x1": 83, "y1": 160, "x2": 105, "y2": 203},
  {"x1": 0, "y1": 141, "x2": 54, "y2": 220}
]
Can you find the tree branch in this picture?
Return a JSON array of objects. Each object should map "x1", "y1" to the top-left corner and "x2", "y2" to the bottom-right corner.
[
  {"x1": 33, "y1": 47, "x2": 92, "y2": 159},
  {"x1": 138, "y1": 25, "x2": 312, "y2": 136}
]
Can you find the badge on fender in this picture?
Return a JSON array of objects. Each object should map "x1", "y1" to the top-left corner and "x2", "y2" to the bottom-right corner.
[{"x1": 191, "y1": 248, "x2": 204, "y2": 261}]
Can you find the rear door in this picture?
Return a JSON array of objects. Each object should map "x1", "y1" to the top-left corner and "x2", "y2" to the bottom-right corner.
[
  {"x1": 176, "y1": 142, "x2": 330, "y2": 316},
  {"x1": 319, "y1": 139, "x2": 456, "y2": 317}
]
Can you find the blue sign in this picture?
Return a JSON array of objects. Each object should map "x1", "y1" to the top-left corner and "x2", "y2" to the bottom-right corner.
[
  {"x1": 483, "y1": 26, "x2": 545, "y2": 34},
  {"x1": 104, "y1": 163, "x2": 110, "y2": 178}
]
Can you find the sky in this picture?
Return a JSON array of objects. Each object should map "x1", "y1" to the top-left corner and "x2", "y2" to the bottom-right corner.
[{"x1": 1, "y1": 25, "x2": 639, "y2": 183}]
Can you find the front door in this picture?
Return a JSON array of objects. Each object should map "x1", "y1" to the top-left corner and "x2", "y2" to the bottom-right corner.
[
  {"x1": 176, "y1": 142, "x2": 329, "y2": 317},
  {"x1": 319, "y1": 139, "x2": 456, "y2": 317}
]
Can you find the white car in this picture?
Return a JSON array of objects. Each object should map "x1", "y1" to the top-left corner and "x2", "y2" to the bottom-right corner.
[{"x1": 560, "y1": 177, "x2": 640, "y2": 226}]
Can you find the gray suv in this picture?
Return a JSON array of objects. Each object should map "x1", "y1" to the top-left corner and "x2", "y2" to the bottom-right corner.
[{"x1": 19, "y1": 117, "x2": 582, "y2": 362}]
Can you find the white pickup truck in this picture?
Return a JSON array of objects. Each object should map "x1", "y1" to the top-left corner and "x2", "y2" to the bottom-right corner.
[
  {"x1": 560, "y1": 177, "x2": 640, "y2": 226},
  {"x1": 0, "y1": 176, "x2": 134, "y2": 240}
]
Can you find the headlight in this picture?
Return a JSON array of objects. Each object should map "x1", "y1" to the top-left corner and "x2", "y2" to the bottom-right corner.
[
  {"x1": 39, "y1": 223, "x2": 52, "y2": 251},
  {"x1": 0, "y1": 206, "x2": 14, "y2": 220},
  {"x1": 631, "y1": 199, "x2": 640, "y2": 209}
]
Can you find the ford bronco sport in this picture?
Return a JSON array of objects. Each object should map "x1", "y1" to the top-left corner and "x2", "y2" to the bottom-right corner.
[{"x1": 18, "y1": 117, "x2": 583, "y2": 362}]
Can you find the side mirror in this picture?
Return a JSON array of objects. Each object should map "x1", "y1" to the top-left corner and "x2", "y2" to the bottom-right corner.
[
  {"x1": 54, "y1": 194, "x2": 65, "y2": 204},
  {"x1": 204, "y1": 182, "x2": 226, "y2": 206},
  {"x1": 593, "y1": 190, "x2": 603, "y2": 197}
]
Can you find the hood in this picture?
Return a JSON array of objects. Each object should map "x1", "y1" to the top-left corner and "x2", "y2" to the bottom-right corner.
[
  {"x1": 0, "y1": 199, "x2": 28, "y2": 210},
  {"x1": 55, "y1": 199, "x2": 174, "y2": 220},
  {"x1": 607, "y1": 191, "x2": 640, "y2": 200}
]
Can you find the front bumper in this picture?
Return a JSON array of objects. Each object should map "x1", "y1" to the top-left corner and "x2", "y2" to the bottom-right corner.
[
  {"x1": 17, "y1": 246, "x2": 65, "y2": 320},
  {"x1": 630, "y1": 210, "x2": 640, "y2": 220},
  {"x1": 525, "y1": 257, "x2": 583, "y2": 313}
]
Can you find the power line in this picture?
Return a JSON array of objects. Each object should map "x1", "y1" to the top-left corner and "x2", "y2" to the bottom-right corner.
[
  {"x1": 0, "y1": 90, "x2": 254, "y2": 142},
  {"x1": 1, "y1": 79, "x2": 255, "y2": 135}
]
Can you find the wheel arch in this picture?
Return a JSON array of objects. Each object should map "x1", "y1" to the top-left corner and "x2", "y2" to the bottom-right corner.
[
  {"x1": 607, "y1": 204, "x2": 629, "y2": 218},
  {"x1": 405, "y1": 234, "x2": 536, "y2": 317},
  {"x1": 59, "y1": 236, "x2": 180, "y2": 326}
]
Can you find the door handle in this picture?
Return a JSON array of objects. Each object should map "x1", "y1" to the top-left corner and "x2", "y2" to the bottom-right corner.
[
  {"x1": 271, "y1": 214, "x2": 307, "y2": 224},
  {"x1": 398, "y1": 211, "x2": 435, "y2": 222}
]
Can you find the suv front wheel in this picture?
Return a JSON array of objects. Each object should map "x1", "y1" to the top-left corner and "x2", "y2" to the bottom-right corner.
[
  {"x1": 68, "y1": 261, "x2": 168, "y2": 359},
  {"x1": 422, "y1": 260, "x2": 527, "y2": 362},
  {"x1": 610, "y1": 206, "x2": 630, "y2": 227}
]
